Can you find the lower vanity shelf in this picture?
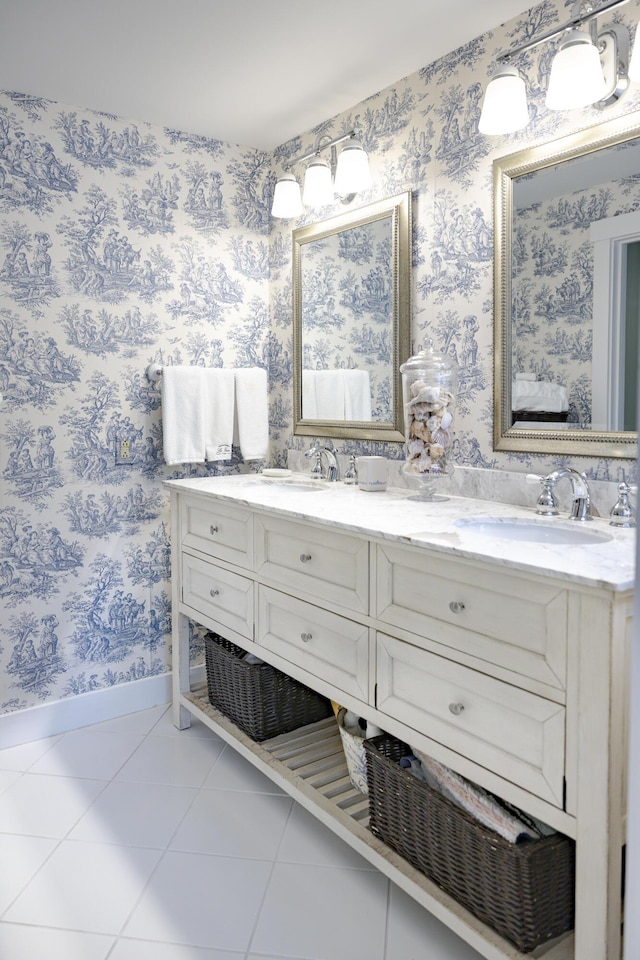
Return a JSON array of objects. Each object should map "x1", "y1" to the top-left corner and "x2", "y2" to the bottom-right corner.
[{"x1": 177, "y1": 686, "x2": 574, "y2": 960}]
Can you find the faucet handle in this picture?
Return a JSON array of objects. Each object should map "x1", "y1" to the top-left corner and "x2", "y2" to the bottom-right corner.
[
  {"x1": 610, "y1": 480, "x2": 636, "y2": 528},
  {"x1": 309, "y1": 451, "x2": 323, "y2": 479},
  {"x1": 526, "y1": 474, "x2": 560, "y2": 516},
  {"x1": 343, "y1": 454, "x2": 358, "y2": 484}
]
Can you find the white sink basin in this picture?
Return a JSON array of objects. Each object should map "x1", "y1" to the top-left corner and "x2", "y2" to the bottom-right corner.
[
  {"x1": 455, "y1": 516, "x2": 613, "y2": 546},
  {"x1": 242, "y1": 475, "x2": 331, "y2": 492}
]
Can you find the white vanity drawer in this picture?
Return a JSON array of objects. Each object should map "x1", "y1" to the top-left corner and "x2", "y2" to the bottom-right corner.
[
  {"x1": 376, "y1": 632, "x2": 565, "y2": 806},
  {"x1": 255, "y1": 515, "x2": 368, "y2": 613},
  {"x1": 182, "y1": 553, "x2": 253, "y2": 640},
  {"x1": 257, "y1": 586, "x2": 369, "y2": 701},
  {"x1": 375, "y1": 542, "x2": 567, "y2": 690},
  {"x1": 180, "y1": 496, "x2": 253, "y2": 569}
]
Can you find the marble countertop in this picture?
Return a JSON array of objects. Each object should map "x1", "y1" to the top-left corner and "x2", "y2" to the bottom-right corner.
[{"x1": 166, "y1": 474, "x2": 636, "y2": 592}]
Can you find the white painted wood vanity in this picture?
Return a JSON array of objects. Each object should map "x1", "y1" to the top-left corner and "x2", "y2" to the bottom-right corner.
[{"x1": 167, "y1": 474, "x2": 635, "y2": 960}]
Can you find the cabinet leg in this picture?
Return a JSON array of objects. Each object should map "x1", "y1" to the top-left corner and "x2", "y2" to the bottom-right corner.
[{"x1": 172, "y1": 700, "x2": 192, "y2": 730}]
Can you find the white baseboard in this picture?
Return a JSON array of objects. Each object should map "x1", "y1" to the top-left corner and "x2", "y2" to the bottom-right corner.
[{"x1": 0, "y1": 665, "x2": 206, "y2": 750}]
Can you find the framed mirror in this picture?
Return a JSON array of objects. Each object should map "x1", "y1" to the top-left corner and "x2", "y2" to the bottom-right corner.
[
  {"x1": 292, "y1": 191, "x2": 411, "y2": 442},
  {"x1": 494, "y1": 111, "x2": 640, "y2": 460}
]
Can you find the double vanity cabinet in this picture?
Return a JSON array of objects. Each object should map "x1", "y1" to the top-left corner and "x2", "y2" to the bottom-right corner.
[{"x1": 167, "y1": 475, "x2": 635, "y2": 960}]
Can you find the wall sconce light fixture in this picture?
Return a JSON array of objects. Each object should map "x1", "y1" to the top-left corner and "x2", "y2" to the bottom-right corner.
[
  {"x1": 272, "y1": 130, "x2": 371, "y2": 218},
  {"x1": 479, "y1": 0, "x2": 636, "y2": 135}
]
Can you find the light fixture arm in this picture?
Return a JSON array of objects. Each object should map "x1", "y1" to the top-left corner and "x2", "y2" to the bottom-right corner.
[
  {"x1": 272, "y1": 129, "x2": 370, "y2": 216},
  {"x1": 495, "y1": 0, "x2": 631, "y2": 64},
  {"x1": 287, "y1": 130, "x2": 359, "y2": 205},
  {"x1": 292, "y1": 130, "x2": 356, "y2": 167}
]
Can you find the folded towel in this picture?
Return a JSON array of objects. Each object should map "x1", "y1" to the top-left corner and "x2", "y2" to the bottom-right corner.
[
  {"x1": 302, "y1": 370, "x2": 319, "y2": 419},
  {"x1": 161, "y1": 365, "x2": 205, "y2": 465},
  {"x1": 203, "y1": 368, "x2": 235, "y2": 461},
  {"x1": 344, "y1": 370, "x2": 372, "y2": 421},
  {"x1": 303, "y1": 370, "x2": 346, "y2": 420},
  {"x1": 411, "y1": 746, "x2": 548, "y2": 843},
  {"x1": 234, "y1": 367, "x2": 269, "y2": 460}
]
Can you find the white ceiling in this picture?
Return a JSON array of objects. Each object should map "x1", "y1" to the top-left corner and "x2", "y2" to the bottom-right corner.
[{"x1": 1, "y1": 0, "x2": 534, "y2": 150}]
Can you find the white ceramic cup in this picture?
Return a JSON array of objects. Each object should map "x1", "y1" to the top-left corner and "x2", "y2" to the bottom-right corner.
[{"x1": 356, "y1": 456, "x2": 388, "y2": 492}]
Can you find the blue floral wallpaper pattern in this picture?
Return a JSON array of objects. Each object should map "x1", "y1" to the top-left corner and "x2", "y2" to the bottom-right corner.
[
  {"x1": 514, "y1": 169, "x2": 640, "y2": 424},
  {"x1": 0, "y1": 92, "x2": 271, "y2": 714},
  {"x1": 2, "y1": 0, "x2": 640, "y2": 719},
  {"x1": 301, "y1": 216, "x2": 392, "y2": 421}
]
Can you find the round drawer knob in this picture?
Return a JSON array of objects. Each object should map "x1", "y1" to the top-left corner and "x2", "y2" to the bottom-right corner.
[
  {"x1": 210, "y1": 525, "x2": 219, "y2": 535},
  {"x1": 449, "y1": 601, "x2": 465, "y2": 614},
  {"x1": 209, "y1": 588, "x2": 220, "y2": 598},
  {"x1": 299, "y1": 553, "x2": 312, "y2": 563},
  {"x1": 448, "y1": 702, "x2": 465, "y2": 716},
  {"x1": 300, "y1": 632, "x2": 312, "y2": 643}
]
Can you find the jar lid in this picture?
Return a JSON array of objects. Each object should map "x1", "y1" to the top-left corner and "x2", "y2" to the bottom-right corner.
[{"x1": 400, "y1": 338, "x2": 456, "y2": 374}]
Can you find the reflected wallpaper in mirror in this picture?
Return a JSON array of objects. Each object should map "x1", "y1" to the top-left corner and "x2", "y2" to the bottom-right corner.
[
  {"x1": 293, "y1": 192, "x2": 411, "y2": 442},
  {"x1": 300, "y1": 216, "x2": 392, "y2": 422},
  {"x1": 494, "y1": 110, "x2": 640, "y2": 459}
]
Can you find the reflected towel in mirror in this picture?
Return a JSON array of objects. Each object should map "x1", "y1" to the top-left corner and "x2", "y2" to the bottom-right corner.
[
  {"x1": 512, "y1": 379, "x2": 569, "y2": 413},
  {"x1": 303, "y1": 369, "x2": 372, "y2": 421}
]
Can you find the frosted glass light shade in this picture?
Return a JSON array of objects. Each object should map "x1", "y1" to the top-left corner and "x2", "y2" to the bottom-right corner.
[
  {"x1": 303, "y1": 157, "x2": 333, "y2": 207},
  {"x1": 478, "y1": 68, "x2": 529, "y2": 135},
  {"x1": 545, "y1": 30, "x2": 607, "y2": 110},
  {"x1": 271, "y1": 175, "x2": 303, "y2": 218},
  {"x1": 334, "y1": 140, "x2": 371, "y2": 196},
  {"x1": 629, "y1": 23, "x2": 640, "y2": 82}
]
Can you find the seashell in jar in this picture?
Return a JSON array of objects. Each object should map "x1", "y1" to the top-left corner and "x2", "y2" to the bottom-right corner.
[
  {"x1": 406, "y1": 453, "x2": 433, "y2": 474},
  {"x1": 440, "y1": 410, "x2": 453, "y2": 430},
  {"x1": 407, "y1": 438, "x2": 425, "y2": 457},
  {"x1": 431, "y1": 428, "x2": 449, "y2": 447},
  {"x1": 416, "y1": 451, "x2": 434, "y2": 473},
  {"x1": 410, "y1": 419, "x2": 431, "y2": 442},
  {"x1": 416, "y1": 385, "x2": 441, "y2": 404},
  {"x1": 408, "y1": 401, "x2": 431, "y2": 420},
  {"x1": 409, "y1": 379, "x2": 429, "y2": 398},
  {"x1": 429, "y1": 442, "x2": 445, "y2": 461},
  {"x1": 426, "y1": 415, "x2": 440, "y2": 433}
]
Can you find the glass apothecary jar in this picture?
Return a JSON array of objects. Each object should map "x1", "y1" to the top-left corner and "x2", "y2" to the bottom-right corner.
[{"x1": 400, "y1": 340, "x2": 457, "y2": 501}]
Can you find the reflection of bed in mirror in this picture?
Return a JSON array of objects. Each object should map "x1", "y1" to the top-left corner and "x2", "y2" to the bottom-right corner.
[{"x1": 511, "y1": 375, "x2": 569, "y2": 428}]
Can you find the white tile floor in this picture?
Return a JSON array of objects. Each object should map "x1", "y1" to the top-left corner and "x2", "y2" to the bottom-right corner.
[{"x1": 0, "y1": 705, "x2": 485, "y2": 960}]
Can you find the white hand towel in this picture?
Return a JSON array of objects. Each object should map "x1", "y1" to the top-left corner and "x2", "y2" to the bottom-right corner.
[
  {"x1": 313, "y1": 370, "x2": 345, "y2": 420},
  {"x1": 234, "y1": 367, "x2": 269, "y2": 460},
  {"x1": 203, "y1": 368, "x2": 235, "y2": 461},
  {"x1": 344, "y1": 370, "x2": 372, "y2": 421},
  {"x1": 161, "y1": 365, "x2": 205, "y2": 465},
  {"x1": 302, "y1": 370, "x2": 319, "y2": 419}
]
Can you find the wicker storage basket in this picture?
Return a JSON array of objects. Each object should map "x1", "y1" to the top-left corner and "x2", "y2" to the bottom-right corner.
[
  {"x1": 336, "y1": 707, "x2": 369, "y2": 794},
  {"x1": 204, "y1": 633, "x2": 332, "y2": 741},
  {"x1": 365, "y1": 735, "x2": 575, "y2": 953}
]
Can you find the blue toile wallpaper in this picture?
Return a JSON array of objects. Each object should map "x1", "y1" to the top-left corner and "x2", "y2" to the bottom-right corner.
[
  {"x1": 514, "y1": 169, "x2": 640, "y2": 425},
  {"x1": 300, "y1": 216, "x2": 392, "y2": 421},
  {"x1": 1, "y1": 0, "x2": 640, "y2": 720},
  {"x1": 0, "y1": 94, "x2": 272, "y2": 715}
]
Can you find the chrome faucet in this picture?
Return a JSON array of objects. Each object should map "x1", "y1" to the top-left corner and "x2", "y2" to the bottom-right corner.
[
  {"x1": 528, "y1": 468, "x2": 593, "y2": 521},
  {"x1": 305, "y1": 445, "x2": 339, "y2": 482}
]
